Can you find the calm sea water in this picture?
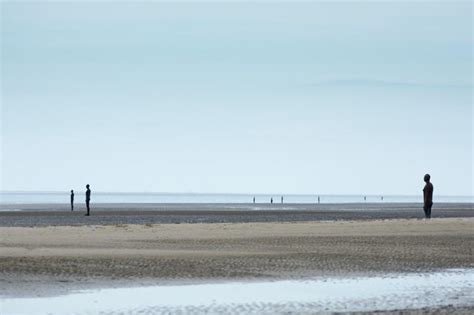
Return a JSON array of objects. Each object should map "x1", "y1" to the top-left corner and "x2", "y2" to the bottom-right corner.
[{"x1": 0, "y1": 192, "x2": 472, "y2": 204}]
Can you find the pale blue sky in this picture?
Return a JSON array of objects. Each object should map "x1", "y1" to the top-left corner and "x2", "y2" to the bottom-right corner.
[{"x1": 1, "y1": 1, "x2": 472, "y2": 195}]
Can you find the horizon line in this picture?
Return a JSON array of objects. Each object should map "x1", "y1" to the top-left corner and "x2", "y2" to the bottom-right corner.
[{"x1": 0, "y1": 190, "x2": 473, "y2": 198}]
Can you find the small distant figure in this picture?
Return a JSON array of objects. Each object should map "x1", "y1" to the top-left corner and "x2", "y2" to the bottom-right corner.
[
  {"x1": 281, "y1": 196, "x2": 284, "y2": 204},
  {"x1": 70, "y1": 190, "x2": 74, "y2": 211},
  {"x1": 423, "y1": 174, "x2": 434, "y2": 219},
  {"x1": 318, "y1": 196, "x2": 320, "y2": 204},
  {"x1": 85, "y1": 184, "x2": 91, "y2": 216},
  {"x1": 364, "y1": 196, "x2": 367, "y2": 202},
  {"x1": 381, "y1": 196, "x2": 384, "y2": 201},
  {"x1": 253, "y1": 196, "x2": 255, "y2": 204},
  {"x1": 270, "y1": 197, "x2": 273, "y2": 204}
]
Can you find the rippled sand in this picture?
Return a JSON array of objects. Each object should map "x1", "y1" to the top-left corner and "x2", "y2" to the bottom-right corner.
[{"x1": 1, "y1": 218, "x2": 473, "y2": 300}]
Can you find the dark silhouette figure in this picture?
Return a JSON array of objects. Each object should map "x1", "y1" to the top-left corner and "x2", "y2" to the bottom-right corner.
[
  {"x1": 423, "y1": 174, "x2": 434, "y2": 219},
  {"x1": 318, "y1": 196, "x2": 320, "y2": 204},
  {"x1": 364, "y1": 196, "x2": 367, "y2": 202},
  {"x1": 281, "y1": 196, "x2": 283, "y2": 204},
  {"x1": 70, "y1": 190, "x2": 74, "y2": 211},
  {"x1": 85, "y1": 184, "x2": 91, "y2": 216},
  {"x1": 381, "y1": 196, "x2": 384, "y2": 201},
  {"x1": 253, "y1": 196, "x2": 255, "y2": 203},
  {"x1": 270, "y1": 197, "x2": 273, "y2": 204}
]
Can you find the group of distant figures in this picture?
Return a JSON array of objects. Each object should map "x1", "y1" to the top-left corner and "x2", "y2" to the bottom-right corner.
[
  {"x1": 254, "y1": 195, "x2": 385, "y2": 204},
  {"x1": 251, "y1": 174, "x2": 433, "y2": 219},
  {"x1": 70, "y1": 175, "x2": 434, "y2": 219},
  {"x1": 253, "y1": 196, "x2": 288, "y2": 204},
  {"x1": 70, "y1": 184, "x2": 91, "y2": 216}
]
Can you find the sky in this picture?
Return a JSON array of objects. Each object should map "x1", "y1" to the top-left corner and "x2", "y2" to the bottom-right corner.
[{"x1": 1, "y1": 1, "x2": 472, "y2": 195}]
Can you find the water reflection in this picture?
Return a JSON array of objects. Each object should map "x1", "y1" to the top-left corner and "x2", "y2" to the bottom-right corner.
[{"x1": 2, "y1": 269, "x2": 473, "y2": 314}]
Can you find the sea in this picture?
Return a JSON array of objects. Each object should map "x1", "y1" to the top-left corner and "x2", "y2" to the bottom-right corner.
[{"x1": 0, "y1": 192, "x2": 472, "y2": 204}]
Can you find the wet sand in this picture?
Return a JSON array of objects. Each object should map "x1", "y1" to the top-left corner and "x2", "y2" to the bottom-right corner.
[
  {"x1": 1, "y1": 217, "x2": 473, "y2": 299},
  {"x1": 0, "y1": 202, "x2": 472, "y2": 226}
]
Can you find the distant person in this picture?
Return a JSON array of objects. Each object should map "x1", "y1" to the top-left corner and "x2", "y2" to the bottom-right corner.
[
  {"x1": 423, "y1": 174, "x2": 434, "y2": 219},
  {"x1": 253, "y1": 196, "x2": 255, "y2": 204},
  {"x1": 270, "y1": 197, "x2": 273, "y2": 204},
  {"x1": 85, "y1": 184, "x2": 91, "y2": 216},
  {"x1": 281, "y1": 196, "x2": 284, "y2": 204},
  {"x1": 70, "y1": 190, "x2": 74, "y2": 211},
  {"x1": 318, "y1": 196, "x2": 320, "y2": 204},
  {"x1": 364, "y1": 196, "x2": 367, "y2": 202},
  {"x1": 381, "y1": 196, "x2": 384, "y2": 201}
]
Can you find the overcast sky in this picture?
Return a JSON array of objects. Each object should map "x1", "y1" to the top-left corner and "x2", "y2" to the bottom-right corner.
[{"x1": 1, "y1": 1, "x2": 472, "y2": 195}]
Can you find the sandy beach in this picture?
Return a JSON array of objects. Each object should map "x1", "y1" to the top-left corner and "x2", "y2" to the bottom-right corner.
[
  {"x1": 1, "y1": 204, "x2": 473, "y2": 313},
  {"x1": 1, "y1": 216, "x2": 473, "y2": 299}
]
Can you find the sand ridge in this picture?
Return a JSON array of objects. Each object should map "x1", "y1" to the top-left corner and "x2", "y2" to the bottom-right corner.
[{"x1": 1, "y1": 218, "x2": 473, "y2": 297}]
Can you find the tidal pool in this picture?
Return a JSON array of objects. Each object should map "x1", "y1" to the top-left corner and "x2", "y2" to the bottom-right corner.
[{"x1": 2, "y1": 269, "x2": 473, "y2": 314}]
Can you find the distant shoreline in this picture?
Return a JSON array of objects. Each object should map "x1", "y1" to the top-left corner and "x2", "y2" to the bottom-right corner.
[{"x1": 1, "y1": 191, "x2": 472, "y2": 205}]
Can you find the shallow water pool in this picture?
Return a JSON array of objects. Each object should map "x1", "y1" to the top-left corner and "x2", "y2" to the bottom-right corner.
[{"x1": 2, "y1": 269, "x2": 473, "y2": 314}]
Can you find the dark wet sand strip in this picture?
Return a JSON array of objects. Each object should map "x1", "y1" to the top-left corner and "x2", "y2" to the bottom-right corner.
[{"x1": 0, "y1": 202, "x2": 472, "y2": 227}]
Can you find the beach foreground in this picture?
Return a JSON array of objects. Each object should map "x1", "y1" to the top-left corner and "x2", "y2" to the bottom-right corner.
[{"x1": 1, "y1": 218, "x2": 473, "y2": 299}]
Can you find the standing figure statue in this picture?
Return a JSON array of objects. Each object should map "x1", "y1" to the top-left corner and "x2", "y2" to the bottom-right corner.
[
  {"x1": 423, "y1": 174, "x2": 434, "y2": 219},
  {"x1": 70, "y1": 190, "x2": 74, "y2": 211},
  {"x1": 85, "y1": 184, "x2": 91, "y2": 216}
]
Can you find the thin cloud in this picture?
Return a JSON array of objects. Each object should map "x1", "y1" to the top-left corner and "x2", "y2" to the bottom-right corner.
[{"x1": 307, "y1": 79, "x2": 471, "y2": 89}]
